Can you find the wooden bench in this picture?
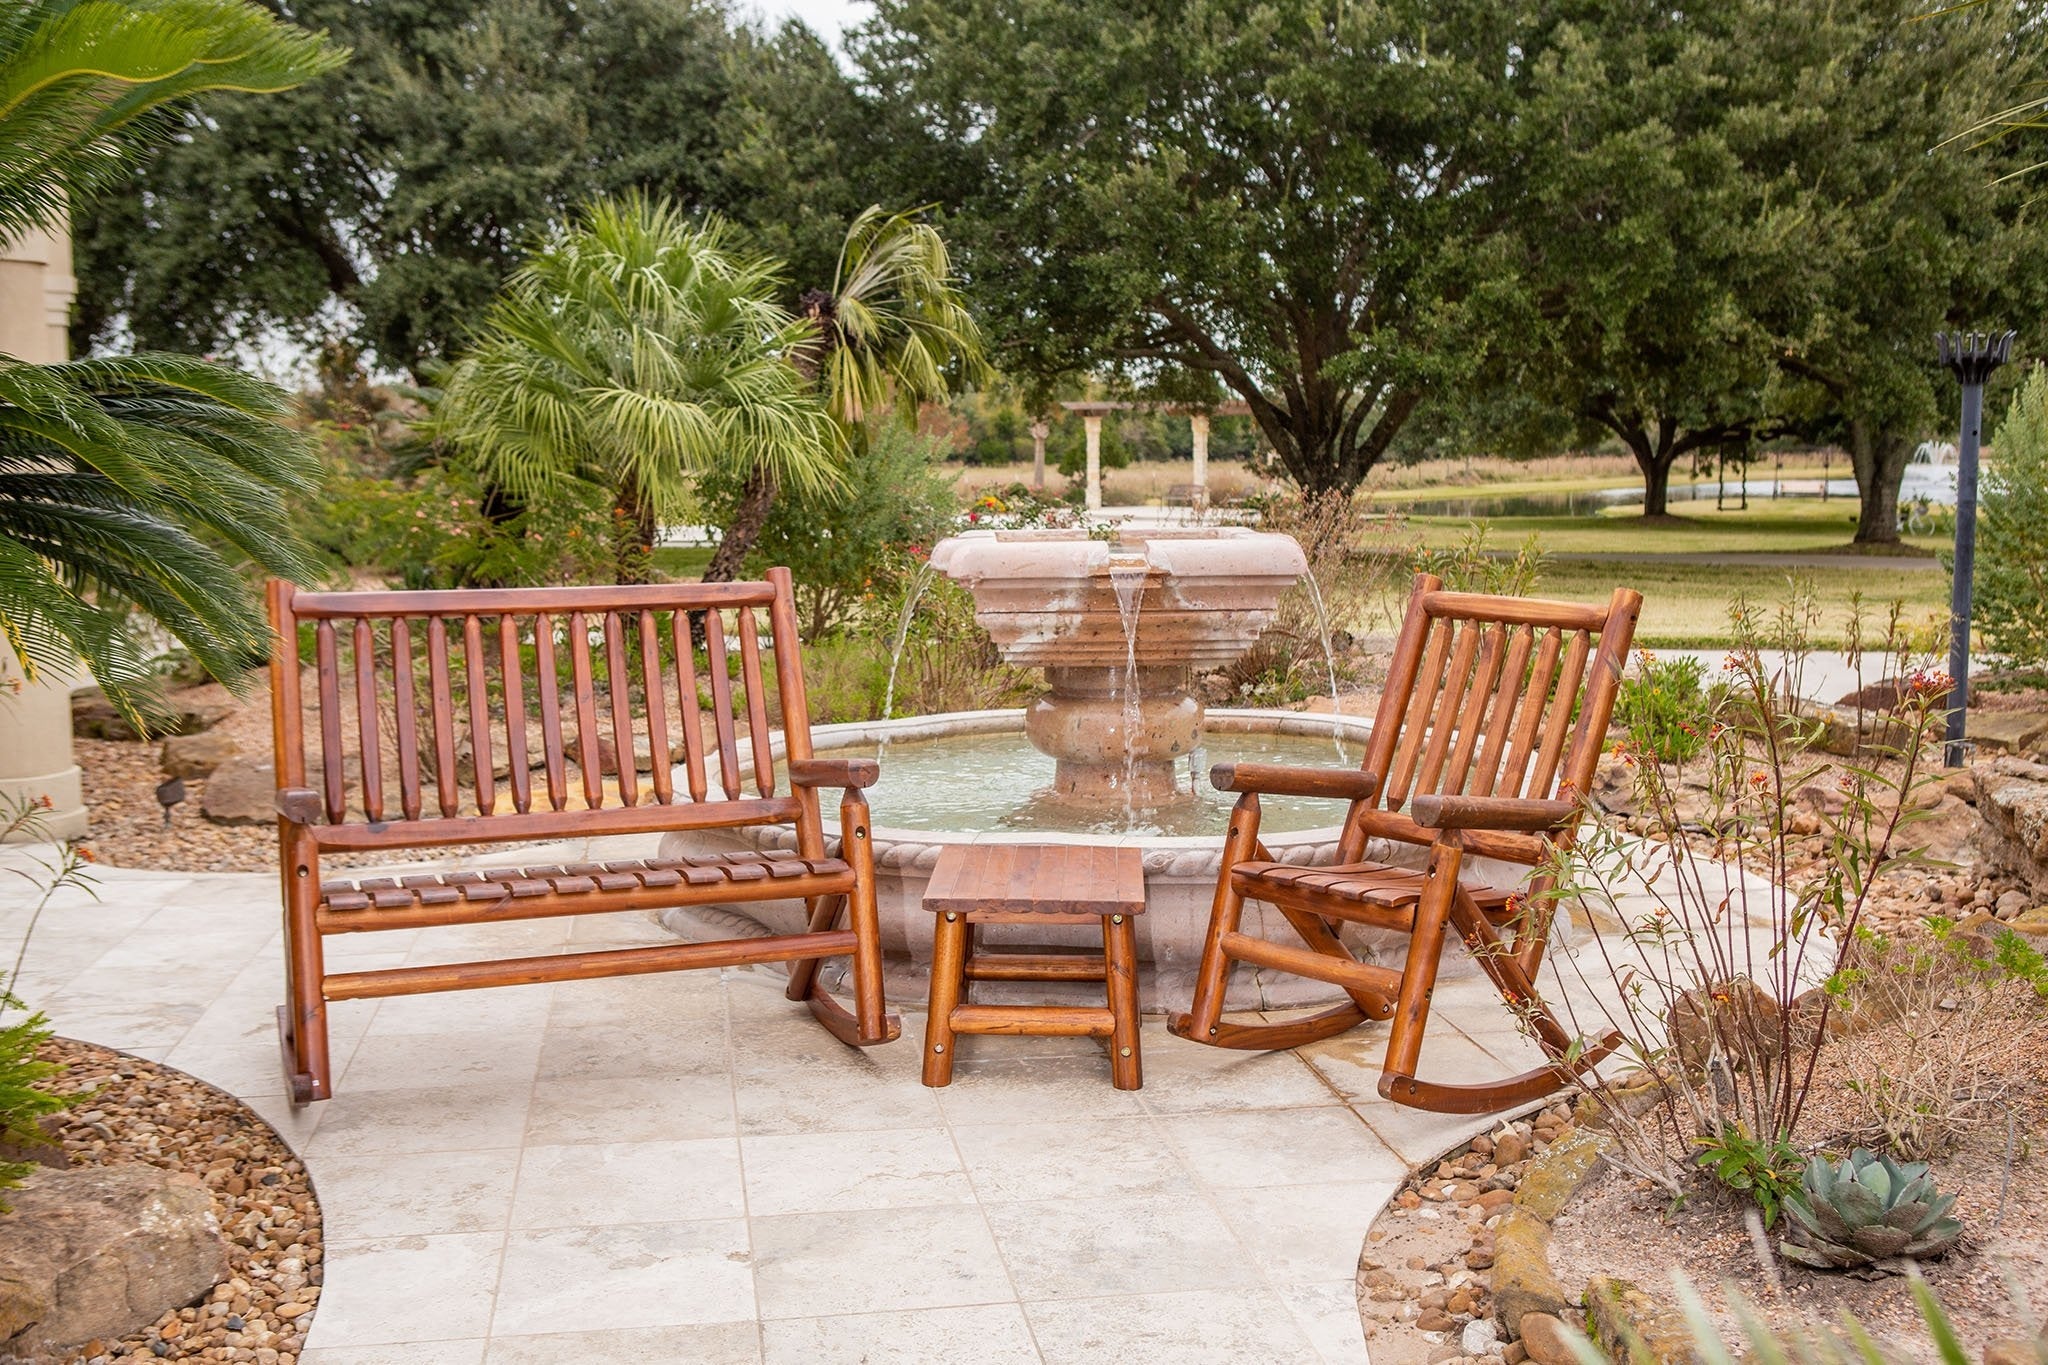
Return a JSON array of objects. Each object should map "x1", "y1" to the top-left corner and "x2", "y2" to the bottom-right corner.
[{"x1": 266, "y1": 568, "x2": 898, "y2": 1104}]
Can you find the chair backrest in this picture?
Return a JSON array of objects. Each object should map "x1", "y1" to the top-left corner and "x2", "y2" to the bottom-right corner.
[
  {"x1": 267, "y1": 567, "x2": 823, "y2": 849},
  {"x1": 1338, "y1": 573, "x2": 1641, "y2": 864}
]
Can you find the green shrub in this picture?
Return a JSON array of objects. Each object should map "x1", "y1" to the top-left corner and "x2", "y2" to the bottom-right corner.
[
  {"x1": 703, "y1": 424, "x2": 959, "y2": 639},
  {"x1": 1618, "y1": 651, "x2": 1713, "y2": 763},
  {"x1": 1981, "y1": 368, "x2": 2048, "y2": 667}
]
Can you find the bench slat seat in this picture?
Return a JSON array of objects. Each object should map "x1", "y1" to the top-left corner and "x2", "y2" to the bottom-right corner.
[{"x1": 268, "y1": 566, "x2": 897, "y2": 1105}]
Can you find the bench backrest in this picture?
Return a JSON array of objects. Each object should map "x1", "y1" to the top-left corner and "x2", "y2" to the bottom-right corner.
[
  {"x1": 1339, "y1": 572, "x2": 1641, "y2": 865},
  {"x1": 267, "y1": 568, "x2": 825, "y2": 850}
]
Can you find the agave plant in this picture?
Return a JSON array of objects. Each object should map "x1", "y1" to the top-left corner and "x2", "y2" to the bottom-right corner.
[{"x1": 1779, "y1": 1148, "x2": 1963, "y2": 1271}]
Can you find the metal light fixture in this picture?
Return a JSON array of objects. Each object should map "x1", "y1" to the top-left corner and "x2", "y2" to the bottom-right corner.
[
  {"x1": 1934, "y1": 329, "x2": 2016, "y2": 767},
  {"x1": 155, "y1": 775, "x2": 186, "y2": 828}
]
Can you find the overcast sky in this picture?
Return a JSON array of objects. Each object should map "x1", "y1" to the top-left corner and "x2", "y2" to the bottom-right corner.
[{"x1": 756, "y1": 0, "x2": 872, "y2": 43}]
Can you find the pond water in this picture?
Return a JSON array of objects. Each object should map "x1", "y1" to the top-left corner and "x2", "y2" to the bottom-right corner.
[
  {"x1": 819, "y1": 727, "x2": 1363, "y2": 838},
  {"x1": 1397, "y1": 479, "x2": 1867, "y2": 519}
]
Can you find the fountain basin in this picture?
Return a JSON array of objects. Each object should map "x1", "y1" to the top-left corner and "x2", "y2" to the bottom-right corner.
[{"x1": 657, "y1": 709, "x2": 1513, "y2": 1011}]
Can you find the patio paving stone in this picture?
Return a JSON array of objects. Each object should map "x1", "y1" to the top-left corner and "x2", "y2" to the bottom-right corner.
[{"x1": 0, "y1": 839, "x2": 1610, "y2": 1362}]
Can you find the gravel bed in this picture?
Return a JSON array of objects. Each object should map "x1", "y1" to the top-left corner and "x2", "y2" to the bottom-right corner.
[{"x1": 30, "y1": 1039, "x2": 320, "y2": 1365}]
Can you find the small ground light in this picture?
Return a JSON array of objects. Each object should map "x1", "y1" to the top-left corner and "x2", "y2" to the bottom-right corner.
[
  {"x1": 155, "y1": 775, "x2": 186, "y2": 827},
  {"x1": 1934, "y1": 329, "x2": 2016, "y2": 767}
]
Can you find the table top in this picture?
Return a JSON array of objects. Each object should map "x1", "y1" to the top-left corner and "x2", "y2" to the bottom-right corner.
[{"x1": 923, "y1": 844, "x2": 1146, "y2": 917}]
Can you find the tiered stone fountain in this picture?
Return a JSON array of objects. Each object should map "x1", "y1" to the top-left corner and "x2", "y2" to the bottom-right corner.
[
  {"x1": 660, "y1": 525, "x2": 1485, "y2": 1007},
  {"x1": 928, "y1": 528, "x2": 1308, "y2": 813}
]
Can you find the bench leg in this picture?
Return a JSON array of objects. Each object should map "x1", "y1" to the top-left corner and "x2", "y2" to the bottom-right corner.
[
  {"x1": 923, "y1": 911, "x2": 968, "y2": 1086},
  {"x1": 1104, "y1": 911, "x2": 1142, "y2": 1090},
  {"x1": 278, "y1": 825, "x2": 330, "y2": 1105},
  {"x1": 841, "y1": 791, "x2": 890, "y2": 1044}
]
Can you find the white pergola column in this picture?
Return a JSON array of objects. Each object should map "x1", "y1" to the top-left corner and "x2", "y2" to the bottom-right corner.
[
  {"x1": 1029, "y1": 420, "x2": 1049, "y2": 490},
  {"x1": 1083, "y1": 414, "x2": 1104, "y2": 512},
  {"x1": 1189, "y1": 412, "x2": 1210, "y2": 500},
  {"x1": 0, "y1": 222, "x2": 84, "y2": 840}
]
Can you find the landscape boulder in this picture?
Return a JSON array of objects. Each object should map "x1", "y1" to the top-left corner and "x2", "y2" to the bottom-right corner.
[
  {"x1": 1974, "y1": 757, "x2": 2048, "y2": 897},
  {"x1": 200, "y1": 758, "x2": 276, "y2": 827},
  {"x1": 0, "y1": 1165, "x2": 227, "y2": 1361},
  {"x1": 159, "y1": 731, "x2": 240, "y2": 781},
  {"x1": 71, "y1": 690, "x2": 233, "y2": 743}
]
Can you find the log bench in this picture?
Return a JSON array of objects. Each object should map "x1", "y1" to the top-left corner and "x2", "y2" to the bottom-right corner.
[{"x1": 267, "y1": 567, "x2": 898, "y2": 1104}]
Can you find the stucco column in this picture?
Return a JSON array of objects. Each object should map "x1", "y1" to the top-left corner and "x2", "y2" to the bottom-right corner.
[
  {"x1": 1083, "y1": 414, "x2": 1103, "y2": 512},
  {"x1": 1189, "y1": 412, "x2": 1210, "y2": 500},
  {"x1": 1029, "y1": 420, "x2": 1049, "y2": 491},
  {"x1": 0, "y1": 222, "x2": 85, "y2": 840}
]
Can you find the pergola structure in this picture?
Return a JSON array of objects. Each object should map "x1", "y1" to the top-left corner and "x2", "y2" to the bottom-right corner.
[{"x1": 1046, "y1": 400, "x2": 1253, "y2": 511}]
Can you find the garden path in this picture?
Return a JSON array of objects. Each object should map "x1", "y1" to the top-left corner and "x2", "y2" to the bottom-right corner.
[{"x1": 2, "y1": 837, "x2": 1706, "y2": 1365}]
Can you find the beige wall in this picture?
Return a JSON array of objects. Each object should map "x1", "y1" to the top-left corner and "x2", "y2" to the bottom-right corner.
[{"x1": 0, "y1": 222, "x2": 86, "y2": 839}]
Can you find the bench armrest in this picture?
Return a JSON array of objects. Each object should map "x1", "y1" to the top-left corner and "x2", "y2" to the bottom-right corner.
[
  {"x1": 1409, "y1": 794, "x2": 1579, "y2": 833},
  {"x1": 275, "y1": 787, "x2": 323, "y2": 824},
  {"x1": 1208, "y1": 762, "x2": 1380, "y2": 801},
  {"x1": 788, "y1": 758, "x2": 880, "y2": 791}
]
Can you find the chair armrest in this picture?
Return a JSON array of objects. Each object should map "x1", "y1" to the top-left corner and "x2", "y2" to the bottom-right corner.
[
  {"x1": 788, "y1": 758, "x2": 881, "y2": 790},
  {"x1": 1409, "y1": 794, "x2": 1579, "y2": 833},
  {"x1": 1209, "y1": 762, "x2": 1381, "y2": 801},
  {"x1": 275, "y1": 787, "x2": 323, "y2": 824}
]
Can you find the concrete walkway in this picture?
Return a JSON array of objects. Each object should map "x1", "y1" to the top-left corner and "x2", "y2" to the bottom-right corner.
[{"x1": 1, "y1": 839, "x2": 1554, "y2": 1365}]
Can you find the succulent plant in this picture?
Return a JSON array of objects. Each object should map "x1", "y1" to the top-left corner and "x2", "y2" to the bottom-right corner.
[{"x1": 1779, "y1": 1148, "x2": 1963, "y2": 1271}]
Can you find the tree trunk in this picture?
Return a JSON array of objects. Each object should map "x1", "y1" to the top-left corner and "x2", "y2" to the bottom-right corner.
[
  {"x1": 611, "y1": 481, "x2": 657, "y2": 585},
  {"x1": 1641, "y1": 455, "x2": 1674, "y2": 517},
  {"x1": 703, "y1": 463, "x2": 778, "y2": 583},
  {"x1": 1847, "y1": 422, "x2": 1911, "y2": 545}
]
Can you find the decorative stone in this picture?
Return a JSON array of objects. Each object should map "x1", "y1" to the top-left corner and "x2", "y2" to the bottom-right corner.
[
  {"x1": 1976, "y1": 758, "x2": 2048, "y2": 895},
  {"x1": 1967, "y1": 710, "x2": 2048, "y2": 755},
  {"x1": 199, "y1": 759, "x2": 276, "y2": 827},
  {"x1": 159, "y1": 732, "x2": 240, "y2": 781},
  {"x1": 0, "y1": 1165, "x2": 227, "y2": 1361},
  {"x1": 1586, "y1": 1276, "x2": 1699, "y2": 1365},
  {"x1": 72, "y1": 690, "x2": 231, "y2": 742},
  {"x1": 1462, "y1": 1317, "x2": 1500, "y2": 1354},
  {"x1": 1516, "y1": 1312, "x2": 1580, "y2": 1365}
]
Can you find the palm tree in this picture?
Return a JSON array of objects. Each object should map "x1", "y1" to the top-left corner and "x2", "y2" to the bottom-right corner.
[
  {"x1": 702, "y1": 204, "x2": 985, "y2": 582},
  {"x1": 0, "y1": 1, "x2": 343, "y2": 720},
  {"x1": 437, "y1": 195, "x2": 843, "y2": 582}
]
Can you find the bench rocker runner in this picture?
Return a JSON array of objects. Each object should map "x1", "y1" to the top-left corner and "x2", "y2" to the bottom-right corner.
[
  {"x1": 267, "y1": 568, "x2": 898, "y2": 1104},
  {"x1": 1170, "y1": 574, "x2": 1641, "y2": 1114}
]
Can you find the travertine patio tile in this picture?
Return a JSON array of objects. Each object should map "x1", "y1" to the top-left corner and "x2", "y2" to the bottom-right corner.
[
  {"x1": 316, "y1": 1148, "x2": 521, "y2": 1239},
  {"x1": 303, "y1": 1342, "x2": 487, "y2": 1365},
  {"x1": 1024, "y1": 1287, "x2": 1324, "y2": 1365},
  {"x1": 313, "y1": 1231, "x2": 504, "y2": 1346},
  {"x1": 952, "y1": 1116, "x2": 1196, "y2": 1203},
  {"x1": 535, "y1": 1019, "x2": 730, "y2": 1081},
  {"x1": 1135, "y1": 1029, "x2": 1340, "y2": 1113},
  {"x1": 488, "y1": 1323, "x2": 761, "y2": 1364},
  {"x1": 510, "y1": 1138, "x2": 745, "y2": 1227},
  {"x1": 741, "y1": 1126, "x2": 972, "y2": 1215},
  {"x1": 982, "y1": 1194, "x2": 1248, "y2": 1300},
  {"x1": 732, "y1": 1058, "x2": 945, "y2": 1135},
  {"x1": 365, "y1": 980, "x2": 554, "y2": 1037},
  {"x1": 760, "y1": 1303, "x2": 1040, "y2": 1364},
  {"x1": 751, "y1": 1205, "x2": 1012, "y2": 1318},
  {"x1": 1276, "y1": 1280, "x2": 1376, "y2": 1365},
  {"x1": 303, "y1": 1083, "x2": 531, "y2": 1159},
  {"x1": 339, "y1": 1027, "x2": 544, "y2": 1093},
  {"x1": 1209, "y1": 1181, "x2": 1399, "y2": 1282},
  {"x1": 524, "y1": 1072, "x2": 735, "y2": 1144},
  {"x1": 539, "y1": 969, "x2": 728, "y2": 1027},
  {"x1": 1160, "y1": 1106, "x2": 1401, "y2": 1189},
  {"x1": 492, "y1": 1221, "x2": 755, "y2": 1335},
  {"x1": 931, "y1": 1053, "x2": 1150, "y2": 1125}
]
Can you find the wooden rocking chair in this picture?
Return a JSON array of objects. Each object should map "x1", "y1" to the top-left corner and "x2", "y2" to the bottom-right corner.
[{"x1": 1169, "y1": 574, "x2": 1641, "y2": 1113}]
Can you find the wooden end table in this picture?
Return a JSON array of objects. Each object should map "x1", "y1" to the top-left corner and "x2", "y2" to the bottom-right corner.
[{"x1": 920, "y1": 844, "x2": 1146, "y2": 1090}]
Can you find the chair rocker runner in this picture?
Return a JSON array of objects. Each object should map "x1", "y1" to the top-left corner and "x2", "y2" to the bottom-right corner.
[
  {"x1": 268, "y1": 567, "x2": 898, "y2": 1104},
  {"x1": 1169, "y1": 574, "x2": 1642, "y2": 1114}
]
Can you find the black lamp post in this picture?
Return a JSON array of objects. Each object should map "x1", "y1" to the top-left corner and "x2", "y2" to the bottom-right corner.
[{"x1": 1935, "y1": 329, "x2": 2015, "y2": 767}]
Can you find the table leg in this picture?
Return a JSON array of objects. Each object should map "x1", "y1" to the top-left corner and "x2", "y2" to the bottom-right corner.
[
  {"x1": 1104, "y1": 911, "x2": 1142, "y2": 1090},
  {"x1": 924, "y1": 911, "x2": 969, "y2": 1087}
]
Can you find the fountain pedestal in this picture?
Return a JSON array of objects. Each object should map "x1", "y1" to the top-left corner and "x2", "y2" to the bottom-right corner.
[{"x1": 1024, "y1": 666, "x2": 1199, "y2": 807}]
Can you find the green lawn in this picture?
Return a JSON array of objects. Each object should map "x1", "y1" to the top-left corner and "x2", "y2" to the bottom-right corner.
[
  {"x1": 652, "y1": 545, "x2": 714, "y2": 578},
  {"x1": 1535, "y1": 557, "x2": 1949, "y2": 648},
  {"x1": 1403, "y1": 496, "x2": 1948, "y2": 558}
]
